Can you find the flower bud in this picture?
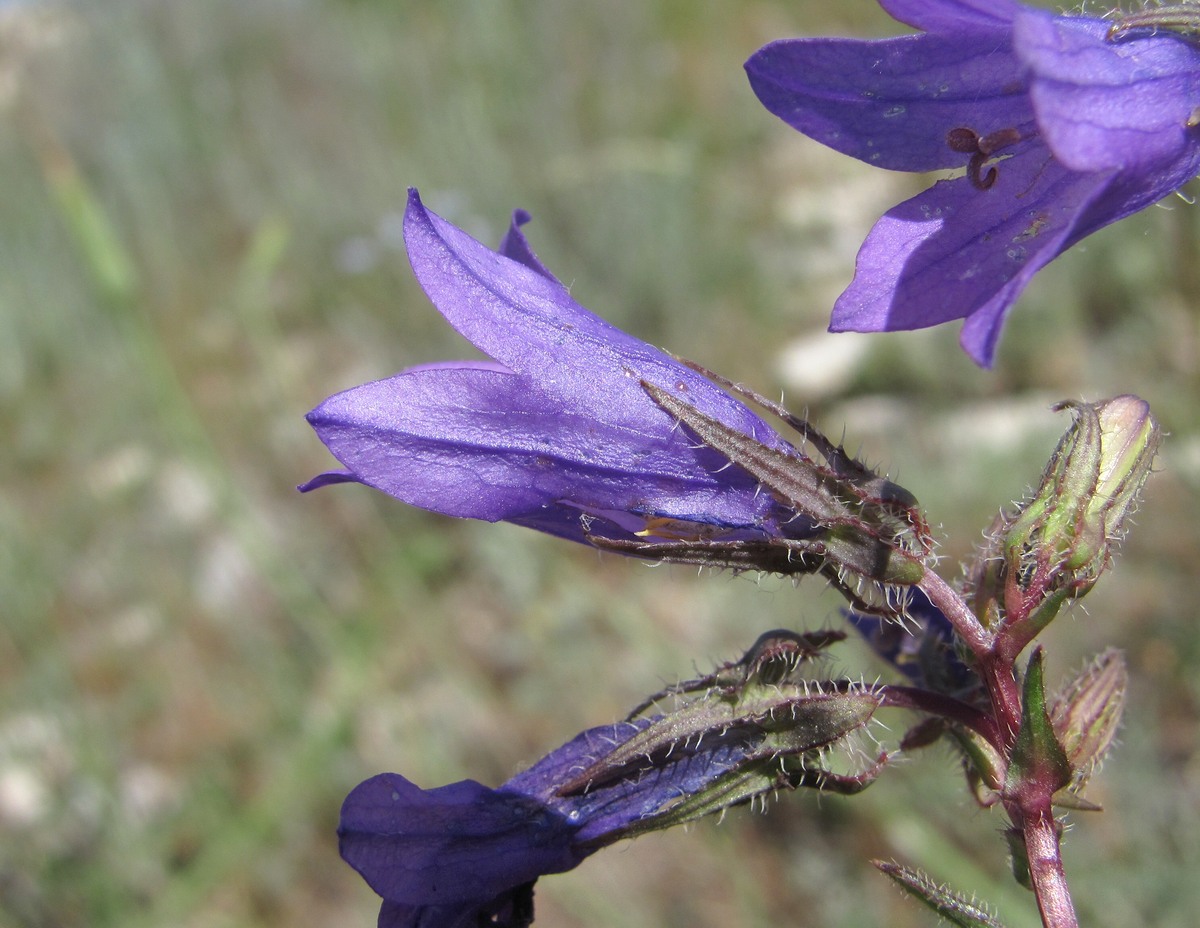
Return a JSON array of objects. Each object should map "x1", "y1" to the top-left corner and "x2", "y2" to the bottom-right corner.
[
  {"x1": 997, "y1": 396, "x2": 1159, "y2": 644},
  {"x1": 845, "y1": 589, "x2": 979, "y2": 696},
  {"x1": 1050, "y1": 648, "x2": 1127, "y2": 792}
]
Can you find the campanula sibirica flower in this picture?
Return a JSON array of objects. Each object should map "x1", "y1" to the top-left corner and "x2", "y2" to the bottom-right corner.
[
  {"x1": 746, "y1": 0, "x2": 1200, "y2": 365},
  {"x1": 301, "y1": 189, "x2": 822, "y2": 548},
  {"x1": 341, "y1": 639, "x2": 882, "y2": 928}
]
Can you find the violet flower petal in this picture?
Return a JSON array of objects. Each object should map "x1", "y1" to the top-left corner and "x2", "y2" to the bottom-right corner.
[
  {"x1": 306, "y1": 359, "x2": 788, "y2": 543},
  {"x1": 338, "y1": 719, "x2": 718, "y2": 926},
  {"x1": 745, "y1": 32, "x2": 1030, "y2": 172},
  {"x1": 879, "y1": 0, "x2": 1017, "y2": 33},
  {"x1": 831, "y1": 146, "x2": 1110, "y2": 361},
  {"x1": 376, "y1": 894, "x2": 533, "y2": 928},
  {"x1": 1015, "y1": 10, "x2": 1200, "y2": 174},
  {"x1": 503, "y1": 720, "x2": 747, "y2": 845},
  {"x1": 846, "y1": 589, "x2": 978, "y2": 694},
  {"x1": 339, "y1": 774, "x2": 582, "y2": 908},
  {"x1": 296, "y1": 469, "x2": 358, "y2": 491},
  {"x1": 339, "y1": 665, "x2": 883, "y2": 926},
  {"x1": 747, "y1": 0, "x2": 1200, "y2": 366},
  {"x1": 498, "y1": 208, "x2": 560, "y2": 282},
  {"x1": 401, "y1": 190, "x2": 778, "y2": 444}
]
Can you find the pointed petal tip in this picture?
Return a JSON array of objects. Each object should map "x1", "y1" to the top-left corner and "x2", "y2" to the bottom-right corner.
[
  {"x1": 958, "y1": 312, "x2": 1003, "y2": 369},
  {"x1": 500, "y1": 207, "x2": 559, "y2": 281},
  {"x1": 404, "y1": 187, "x2": 429, "y2": 225},
  {"x1": 298, "y1": 470, "x2": 361, "y2": 493}
]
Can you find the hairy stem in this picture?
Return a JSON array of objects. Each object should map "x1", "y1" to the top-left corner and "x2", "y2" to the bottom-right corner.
[
  {"x1": 980, "y1": 657, "x2": 1022, "y2": 747},
  {"x1": 916, "y1": 569, "x2": 1023, "y2": 741},
  {"x1": 1021, "y1": 805, "x2": 1079, "y2": 928},
  {"x1": 915, "y1": 568, "x2": 991, "y2": 657},
  {"x1": 879, "y1": 685, "x2": 1002, "y2": 750}
]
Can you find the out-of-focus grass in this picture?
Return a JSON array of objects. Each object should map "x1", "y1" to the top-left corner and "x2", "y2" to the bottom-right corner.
[{"x1": 2, "y1": 1, "x2": 1198, "y2": 926}]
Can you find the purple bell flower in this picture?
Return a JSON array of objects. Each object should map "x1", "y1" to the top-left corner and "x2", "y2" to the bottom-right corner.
[
  {"x1": 746, "y1": 0, "x2": 1200, "y2": 366},
  {"x1": 302, "y1": 189, "x2": 817, "y2": 547},
  {"x1": 340, "y1": 648, "x2": 884, "y2": 928},
  {"x1": 338, "y1": 718, "x2": 743, "y2": 928}
]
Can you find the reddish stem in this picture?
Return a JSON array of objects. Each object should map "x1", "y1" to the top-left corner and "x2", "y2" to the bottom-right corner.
[
  {"x1": 916, "y1": 569, "x2": 1023, "y2": 743},
  {"x1": 979, "y1": 656, "x2": 1023, "y2": 747},
  {"x1": 879, "y1": 685, "x2": 1002, "y2": 750},
  {"x1": 1020, "y1": 803, "x2": 1080, "y2": 928},
  {"x1": 915, "y1": 568, "x2": 1080, "y2": 927},
  {"x1": 916, "y1": 569, "x2": 992, "y2": 655}
]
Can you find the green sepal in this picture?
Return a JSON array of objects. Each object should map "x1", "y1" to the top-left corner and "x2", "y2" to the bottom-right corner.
[
  {"x1": 948, "y1": 725, "x2": 1006, "y2": 801},
  {"x1": 641, "y1": 380, "x2": 929, "y2": 590},
  {"x1": 1108, "y1": 4, "x2": 1200, "y2": 40},
  {"x1": 591, "y1": 689, "x2": 883, "y2": 842},
  {"x1": 1006, "y1": 649, "x2": 1072, "y2": 797}
]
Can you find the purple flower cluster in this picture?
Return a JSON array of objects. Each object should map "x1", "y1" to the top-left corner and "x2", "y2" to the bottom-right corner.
[
  {"x1": 746, "y1": 0, "x2": 1200, "y2": 365},
  {"x1": 304, "y1": 3, "x2": 1182, "y2": 925}
]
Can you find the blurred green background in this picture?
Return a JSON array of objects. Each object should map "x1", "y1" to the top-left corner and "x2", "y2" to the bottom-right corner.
[{"x1": 3, "y1": 1, "x2": 1198, "y2": 926}]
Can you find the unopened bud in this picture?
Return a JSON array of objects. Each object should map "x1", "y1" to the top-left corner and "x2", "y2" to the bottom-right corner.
[
  {"x1": 1051, "y1": 648, "x2": 1127, "y2": 791},
  {"x1": 999, "y1": 396, "x2": 1159, "y2": 643},
  {"x1": 846, "y1": 589, "x2": 980, "y2": 696}
]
